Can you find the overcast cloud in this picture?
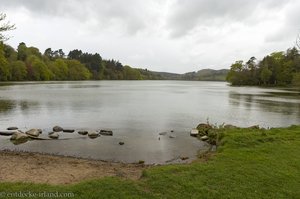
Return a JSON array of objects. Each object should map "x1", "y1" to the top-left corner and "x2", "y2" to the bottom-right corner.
[{"x1": 1, "y1": 0, "x2": 300, "y2": 73}]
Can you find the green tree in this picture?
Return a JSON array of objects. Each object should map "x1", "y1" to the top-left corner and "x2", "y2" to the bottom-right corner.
[
  {"x1": 292, "y1": 73, "x2": 300, "y2": 86},
  {"x1": 65, "y1": 60, "x2": 91, "y2": 80},
  {"x1": 260, "y1": 66, "x2": 272, "y2": 85},
  {"x1": 26, "y1": 55, "x2": 51, "y2": 81},
  {"x1": 226, "y1": 61, "x2": 244, "y2": 85},
  {"x1": 48, "y1": 59, "x2": 68, "y2": 80},
  {"x1": 17, "y1": 42, "x2": 28, "y2": 61},
  {"x1": 9, "y1": 61, "x2": 27, "y2": 81},
  {"x1": 0, "y1": 43, "x2": 10, "y2": 81},
  {"x1": 123, "y1": 65, "x2": 142, "y2": 80}
]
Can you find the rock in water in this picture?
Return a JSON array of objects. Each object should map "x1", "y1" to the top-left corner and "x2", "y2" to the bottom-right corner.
[
  {"x1": 26, "y1": 129, "x2": 42, "y2": 137},
  {"x1": 53, "y1": 126, "x2": 63, "y2": 132},
  {"x1": 200, "y1": 135, "x2": 209, "y2": 141},
  {"x1": 63, "y1": 129, "x2": 75, "y2": 133},
  {"x1": 78, "y1": 131, "x2": 88, "y2": 135},
  {"x1": 7, "y1": 127, "x2": 18, "y2": 130},
  {"x1": 196, "y1": 123, "x2": 212, "y2": 136},
  {"x1": 10, "y1": 131, "x2": 29, "y2": 141},
  {"x1": 159, "y1": 132, "x2": 167, "y2": 136},
  {"x1": 48, "y1": 132, "x2": 59, "y2": 139},
  {"x1": 0, "y1": 130, "x2": 18, "y2": 136},
  {"x1": 119, "y1": 142, "x2": 124, "y2": 145},
  {"x1": 99, "y1": 130, "x2": 113, "y2": 136},
  {"x1": 190, "y1": 128, "x2": 199, "y2": 137},
  {"x1": 88, "y1": 131, "x2": 99, "y2": 139}
]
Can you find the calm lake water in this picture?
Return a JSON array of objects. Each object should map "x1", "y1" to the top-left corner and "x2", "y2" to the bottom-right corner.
[{"x1": 0, "y1": 81, "x2": 299, "y2": 163}]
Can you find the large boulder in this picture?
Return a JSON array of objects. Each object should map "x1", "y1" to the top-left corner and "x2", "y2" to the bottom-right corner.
[
  {"x1": 88, "y1": 131, "x2": 99, "y2": 139},
  {"x1": 10, "y1": 131, "x2": 29, "y2": 145},
  {"x1": 48, "y1": 132, "x2": 59, "y2": 139},
  {"x1": 53, "y1": 126, "x2": 63, "y2": 132},
  {"x1": 26, "y1": 129, "x2": 42, "y2": 137},
  {"x1": 99, "y1": 130, "x2": 113, "y2": 136},
  {"x1": 10, "y1": 131, "x2": 29, "y2": 141}
]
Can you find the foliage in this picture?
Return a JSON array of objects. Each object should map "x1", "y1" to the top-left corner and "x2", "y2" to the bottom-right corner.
[
  {"x1": 0, "y1": 126, "x2": 299, "y2": 198},
  {"x1": 227, "y1": 47, "x2": 300, "y2": 87},
  {"x1": 0, "y1": 41, "x2": 228, "y2": 82},
  {"x1": 0, "y1": 42, "x2": 146, "y2": 81}
]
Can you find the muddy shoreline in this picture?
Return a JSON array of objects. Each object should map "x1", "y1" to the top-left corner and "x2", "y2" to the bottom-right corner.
[{"x1": 0, "y1": 150, "x2": 149, "y2": 185}]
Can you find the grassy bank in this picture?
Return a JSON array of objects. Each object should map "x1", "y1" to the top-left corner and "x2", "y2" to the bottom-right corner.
[{"x1": 0, "y1": 126, "x2": 299, "y2": 198}]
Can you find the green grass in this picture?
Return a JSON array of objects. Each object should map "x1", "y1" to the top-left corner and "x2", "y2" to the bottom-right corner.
[{"x1": 1, "y1": 126, "x2": 300, "y2": 198}]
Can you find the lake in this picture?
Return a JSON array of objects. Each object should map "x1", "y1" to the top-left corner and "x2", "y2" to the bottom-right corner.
[{"x1": 0, "y1": 81, "x2": 299, "y2": 163}]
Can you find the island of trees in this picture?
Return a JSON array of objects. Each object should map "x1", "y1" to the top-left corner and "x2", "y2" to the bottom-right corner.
[{"x1": 226, "y1": 47, "x2": 300, "y2": 87}]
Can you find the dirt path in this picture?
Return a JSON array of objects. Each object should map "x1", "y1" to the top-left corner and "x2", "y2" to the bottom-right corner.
[{"x1": 0, "y1": 151, "x2": 147, "y2": 185}]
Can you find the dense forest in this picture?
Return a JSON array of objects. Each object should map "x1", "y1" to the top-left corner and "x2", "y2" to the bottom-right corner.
[
  {"x1": 0, "y1": 42, "x2": 153, "y2": 81},
  {"x1": 0, "y1": 42, "x2": 229, "y2": 81},
  {"x1": 226, "y1": 47, "x2": 300, "y2": 86}
]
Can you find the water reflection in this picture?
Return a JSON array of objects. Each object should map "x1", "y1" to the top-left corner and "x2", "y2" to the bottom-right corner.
[
  {"x1": 229, "y1": 91, "x2": 300, "y2": 116},
  {"x1": 0, "y1": 99, "x2": 16, "y2": 113}
]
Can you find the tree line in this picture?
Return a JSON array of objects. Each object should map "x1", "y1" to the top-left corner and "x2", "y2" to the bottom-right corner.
[
  {"x1": 0, "y1": 42, "x2": 154, "y2": 81},
  {"x1": 226, "y1": 47, "x2": 300, "y2": 86}
]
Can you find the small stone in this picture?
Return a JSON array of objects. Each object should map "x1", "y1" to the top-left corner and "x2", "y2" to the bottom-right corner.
[
  {"x1": 48, "y1": 132, "x2": 59, "y2": 139},
  {"x1": 138, "y1": 160, "x2": 145, "y2": 164},
  {"x1": 170, "y1": 130, "x2": 174, "y2": 133},
  {"x1": 88, "y1": 131, "x2": 99, "y2": 139},
  {"x1": 180, "y1": 156, "x2": 189, "y2": 160},
  {"x1": 200, "y1": 135, "x2": 209, "y2": 141},
  {"x1": 159, "y1": 132, "x2": 167, "y2": 136},
  {"x1": 190, "y1": 128, "x2": 199, "y2": 136},
  {"x1": 0, "y1": 130, "x2": 18, "y2": 136},
  {"x1": 119, "y1": 142, "x2": 124, "y2": 145},
  {"x1": 53, "y1": 126, "x2": 63, "y2": 132},
  {"x1": 63, "y1": 129, "x2": 75, "y2": 133},
  {"x1": 100, "y1": 130, "x2": 113, "y2": 136},
  {"x1": 78, "y1": 131, "x2": 88, "y2": 135},
  {"x1": 7, "y1": 127, "x2": 18, "y2": 130}
]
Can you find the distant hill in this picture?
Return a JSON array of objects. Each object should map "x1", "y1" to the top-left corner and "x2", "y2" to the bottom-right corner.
[
  {"x1": 139, "y1": 69, "x2": 229, "y2": 81},
  {"x1": 182, "y1": 69, "x2": 229, "y2": 81}
]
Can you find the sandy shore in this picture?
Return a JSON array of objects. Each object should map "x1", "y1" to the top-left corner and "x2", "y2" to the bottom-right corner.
[{"x1": 0, "y1": 150, "x2": 148, "y2": 185}]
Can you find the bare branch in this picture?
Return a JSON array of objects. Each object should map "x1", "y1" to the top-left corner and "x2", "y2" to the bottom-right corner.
[
  {"x1": 296, "y1": 33, "x2": 300, "y2": 50},
  {"x1": 0, "y1": 13, "x2": 16, "y2": 41}
]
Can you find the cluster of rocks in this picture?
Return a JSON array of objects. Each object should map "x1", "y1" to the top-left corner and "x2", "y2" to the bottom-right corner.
[
  {"x1": 0, "y1": 126, "x2": 121, "y2": 145},
  {"x1": 190, "y1": 123, "x2": 261, "y2": 145},
  {"x1": 158, "y1": 130, "x2": 176, "y2": 140}
]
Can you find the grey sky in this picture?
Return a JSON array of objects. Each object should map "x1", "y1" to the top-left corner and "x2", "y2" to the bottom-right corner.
[{"x1": 1, "y1": 0, "x2": 299, "y2": 73}]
